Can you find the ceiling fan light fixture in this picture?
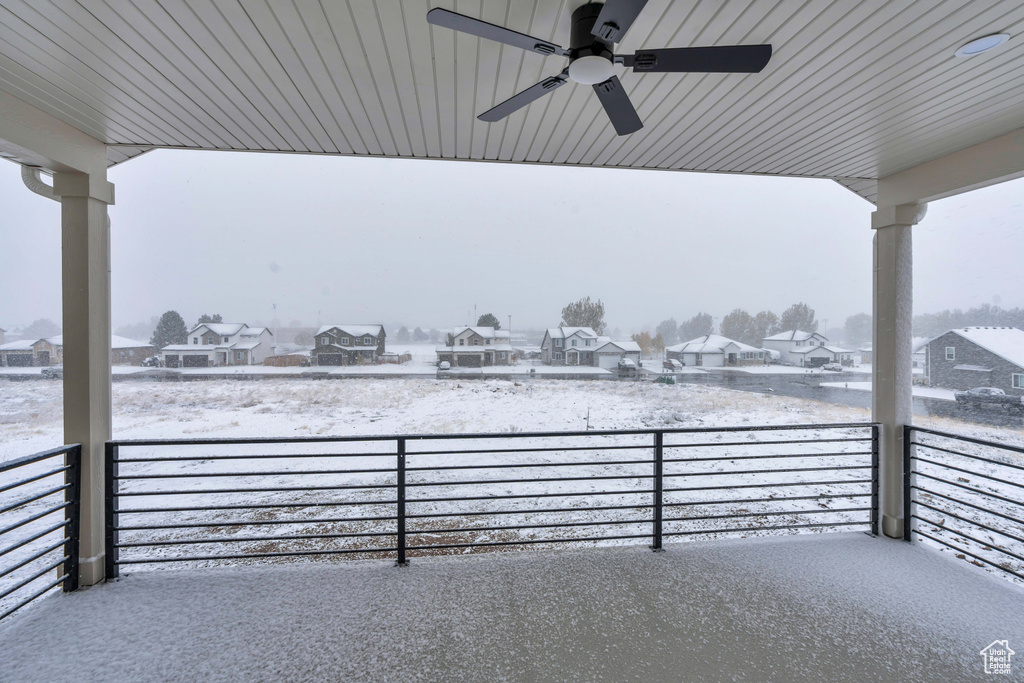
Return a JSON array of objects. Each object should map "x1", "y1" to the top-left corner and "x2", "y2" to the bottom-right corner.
[
  {"x1": 568, "y1": 55, "x2": 615, "y2": 84},
  {"x1": 954, "y1": 33, "x2": 1010, "y2": 57}
]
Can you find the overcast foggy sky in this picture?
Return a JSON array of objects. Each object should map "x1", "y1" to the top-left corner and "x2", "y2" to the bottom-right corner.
[{"x1": 0, "y1": 150, "x2": 1021, "y2": 336}]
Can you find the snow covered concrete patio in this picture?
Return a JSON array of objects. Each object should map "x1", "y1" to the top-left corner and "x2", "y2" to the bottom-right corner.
[{"x1": 2, "y1": 534, "x2": 1020, "y2": 682}]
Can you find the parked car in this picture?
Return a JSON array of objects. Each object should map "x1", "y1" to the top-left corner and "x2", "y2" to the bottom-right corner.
[
  {"x1": 822, "y1": 363, "x2": 843, "y2": 372},
  {"x1": 41, "y1": 366, "x2": 63, "y2": 380},
  {"x1": 954, "y1": 387, "x2": 1024, "y2": 413},
  {"x1": 438, "y1": 361, "x2": 451, "y2": 370},
  {"x1": 663, "y1": 359, "x2": 682, "y2": 371},
  {"x1": 141, "y1": 356, "x2": 162, "y2": 367},
  {"x1": 618, "y1": 358, "x2": 636, "y2": 369}
]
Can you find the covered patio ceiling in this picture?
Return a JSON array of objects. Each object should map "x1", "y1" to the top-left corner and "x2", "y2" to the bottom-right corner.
[{"x1": 0, "y1": 0, "x2": 1023, "y2": 203}]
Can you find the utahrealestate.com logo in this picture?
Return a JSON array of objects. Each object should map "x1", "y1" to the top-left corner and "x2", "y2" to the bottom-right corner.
[{"x1": 980, "y1": 640, "x2": 1014, "y2": 675}]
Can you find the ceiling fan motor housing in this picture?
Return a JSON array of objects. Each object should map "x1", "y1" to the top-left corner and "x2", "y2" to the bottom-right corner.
[{"x1": 568, "y1": 3, "x2": 615, "y2": 84}]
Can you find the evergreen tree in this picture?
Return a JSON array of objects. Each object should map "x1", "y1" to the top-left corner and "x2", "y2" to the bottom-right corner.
[
  {"x1": 150, "y1": 311, "x2": 188, "y2": 349},
  {"x1": 413, "y1": 327, "x2": 429, "y2": 342},
  {"x1": 396, "y1": 326, "x2": 411, "y2": 343},
  {"x1": 196, "y1": 313, "x2": 223, "y2": 327},
  {"x1": 21, "y1": 318, "x2": 61, "y2": 339},
  {"x1": 476, "y1": 313, "x2": 501, "y2": 330},
  {"x1": 560, "y1": 297, "x2": 606, "y2": 334}
]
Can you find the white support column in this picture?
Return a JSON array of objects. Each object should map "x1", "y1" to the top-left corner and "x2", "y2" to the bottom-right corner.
[
  {"x1": 871, "y1": 202, "x2": 926, "y2": 539},
  {"x1": 53, "y1": 171, "x2": 115, "y2": 586}
]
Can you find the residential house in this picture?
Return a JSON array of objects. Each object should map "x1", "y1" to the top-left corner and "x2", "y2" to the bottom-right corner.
[
  {"x1": 540, "y1": 327, "x2": 600, "y2": 365},
  {"x1": 0, "y1": 338, "x2": 35, "y2": 367},
  {"x1": 540, "y1": 327, "x2": 641, "y2": 368},
  {"x1": 0, "y1": 334, "x2": 152, "y2": 366},
  {"x1": 912, "y1": 337, "x2": 929, "y2": 370},
  {"x1": 763, "y1": 330, "x2": 853, "y2": 367},
  {"x1": 925, "y1": 327, "x2": 1024, "y2": 395},
  {"x1": 161, "y1": 323, "x2": 275, "y2": 368},
  {"x1": 436, "y1": 326, "x2": 513, "y2": 368},
  {"x1": 312, "y1": 325, "x2": 386, "y2": 366},
  {"x1": 665, "y1": 335, "x2": 766, "y2": 367}
]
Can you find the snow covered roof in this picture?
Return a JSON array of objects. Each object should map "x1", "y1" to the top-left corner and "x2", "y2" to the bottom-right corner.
[
  {"x1": 666, "y1": 335, "x2": 761, "y2": 355},
  {"x1": 239, "y1": 327, "x2": 268, "y2": 337},
  {"x1": 191, "y1": 323, "x2": 247, "y2": 336},
  {"x1": 231, "y1": 341, "x2": 261, "y2": 350},
  {"x1": 437, "y1": 344, "x2": 514, "y2": 353},
  {"x1": 111, "y1": 335, "x2": 152, "y2": 349},
  {"x1": 161, "y1": 344, "x2": 219, "y2": 352},
  {"x1": 594, "y1": 340, "x2": 642, "y2": 353},
  {"x1": 0, "y1": 339, "x2": 36, "y2": 351},
  {"x1": 911, "y1": 337, "x2": 929, "y2": 353},
  {"x1": 546, "y1": 327, "x2": 598, "y2": 340},
  {"x1": 316, "y1": 324, "x2": 384, "y2": 338},
  {"x1": 944, "y1": 327, "x2": 1024, "y2": 368},
  {"x1": 823, "y1": 345, "x2": 852, "y2": 354},
  {"x1": 763, "y1": 330, "x2": 826, "y2": 342},
  {"x1": 452, "y1": 326, "x2": 510, "y2": 340}
]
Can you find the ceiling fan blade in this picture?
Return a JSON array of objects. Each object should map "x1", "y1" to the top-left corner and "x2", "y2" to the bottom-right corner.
[
  {"x1": 591, "y1": 0, "x2": 649, "y2": 43},
  {"x1": 593, "y1": 76, "x2": 642, "y2": 136},
  {"x1": 427, "y1": 8, "x2": 568, "y2": 57},
  {"x1": 622, "y1": 45, "x2": 772, "y2": 73},
  {"x1": 478, "y1": 71, "x2": 570, "y2": 122}
]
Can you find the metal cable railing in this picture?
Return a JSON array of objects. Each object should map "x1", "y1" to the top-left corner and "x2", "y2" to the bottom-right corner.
[
  {"x1": 105, "y1": 423, "x2": 877, "y2": 574},
  {"x1": 0, "y1": 445, "x2": 81, "y2": 622},
  {"x1": 904, "y1": 426, "x2": 1024, "y2": 583}
]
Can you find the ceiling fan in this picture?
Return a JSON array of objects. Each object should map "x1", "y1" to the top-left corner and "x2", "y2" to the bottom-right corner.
[{"x1": 426, "y1": 1, "x2": 772, "y2": 136}]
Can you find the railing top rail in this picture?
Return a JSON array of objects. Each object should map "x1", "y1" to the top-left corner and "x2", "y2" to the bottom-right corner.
[
  {"x1": 0, "y1": 444, "x2": 80, "y2": 475},
  {"x1": 107, "y1": 422, "x2": 878, "y2": 447},
  {"x1": 908, "y1": 425, "x2": 1024, "y2": 457}
]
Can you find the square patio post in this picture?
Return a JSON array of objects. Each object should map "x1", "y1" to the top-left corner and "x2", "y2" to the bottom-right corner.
[
  {"x1": 871, "y1": 202, "x2": 926, "y2": 539},
  {"x1": 53, "y1": 171, "x2": 114, "y2": 585}
]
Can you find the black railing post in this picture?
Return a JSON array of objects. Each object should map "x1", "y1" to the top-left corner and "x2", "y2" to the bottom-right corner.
[
  {"x1": 104, "y1": 442, "x2": 119, "y2": 580},
  {"x1": 870, "y1": 425, "x2": 879, "y2": 536},
  {"x1": 902, "y1": 425, "x2": 913, "y2": 542},
  {"x1": 652, "y1": 431, "x2": 663, "y2": 551},
  {"x1": 396, "y1": 438, "x2": 407, "y2": 566},
  {"x1": 63, "y1": 445, "x2": 82, "y2": 592}
]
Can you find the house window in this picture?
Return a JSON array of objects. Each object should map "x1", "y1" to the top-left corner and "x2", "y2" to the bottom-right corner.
[
  {"x1": 554, "y1": 352, "x2": 563, "y2": 360},
  {"x1": 341, "y1": 337, "x2": 349, "y2": 345},
  {"x1": 322, "y1": 336, "x2": 329, "y2": 345},
  {"x1": 486, "y1": 339, "x2": 491, "y2": 345},
  {"x1": 236, "y1": 351, "x2": 244, "y2": 361},
  {"x1": 498, "y1": 352, "x2": 505, "y2": 359},
  {"x1": 585, "y1": 339, "x2": 591, "y2": 347},
  {"x1": 365, "y1": 337, "x2": 373, "y2": 345},
  {"x1": 1013, "y1": 374, "x2": 1023, "y2": 389},
  {"x1": 571, "y1": 339, "x2": 577, "y2": 347},
  {"x1": 555, "y1": 339, "x2": 563, "y2": 347},
  {"x1": 945, "y1": 347, "x2": 955, "y2": 360},
  {"x1": 459, "y1": 339, "x2": 465, "y2": 346},
  {"x1": 193, "y1": 337, "x2": 198, "y2": 344},
  {"x1": 473, "y1": 338, "x2": 480, "y2": 346}
]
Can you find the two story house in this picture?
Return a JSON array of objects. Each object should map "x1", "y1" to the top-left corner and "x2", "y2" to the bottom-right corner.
[
  {"x1": 540, "y1": 327, "x2": 642, "y2": 368},
  {"x1": 665, "y1": 335, "x2": 766, "y2": 367},
  {"x1": 926, "y1": 327, "x2": 1024, "y2": 394},
  {"x1": 161, "y1": 323, "x2": 275, "y2": 368},
  {"x1": 312, "y1": 325, "x2": 386, "y2": 366},
  {"x1": 436, "y1": 326, "x2": 513, "y2": 368},
  {"x1": 762, "y1": 330, "x2": 853, "y2": 367}
]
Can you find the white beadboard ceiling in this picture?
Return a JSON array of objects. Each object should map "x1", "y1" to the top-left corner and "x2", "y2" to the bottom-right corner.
[{"x1": 1, "y1": 0, "x2": 1023, "y2": 204}]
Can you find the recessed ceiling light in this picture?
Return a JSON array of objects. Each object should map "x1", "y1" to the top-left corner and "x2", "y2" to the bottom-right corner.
[{"x1": 955, "y1": 33, "x2": 1010, "y2": 57}]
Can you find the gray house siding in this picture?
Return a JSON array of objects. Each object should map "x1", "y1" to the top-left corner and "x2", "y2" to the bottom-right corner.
[{"x1": 926, "y1": 331, "x2": 1024, "y2": 395}]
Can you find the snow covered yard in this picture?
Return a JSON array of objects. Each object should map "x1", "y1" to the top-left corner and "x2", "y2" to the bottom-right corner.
[{"x1": 1, "y1": 534, "x2": 1021, "y2": 682}]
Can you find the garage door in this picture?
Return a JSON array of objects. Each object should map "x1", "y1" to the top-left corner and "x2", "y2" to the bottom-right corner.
[
  {"x1": 807, "y1": 356, "x2": 829, "y2": 367},
  {"x1": 5, "y1": 352, "x2": 33, "y2": 367},
  {"x1": 598, "y1": 353, "x2": 619, "y2": 369},
  {"x1": 183, "y1": 355, "x2": 209, "y2": 368},
  {"x1": 458, "y1": 354, "x2": 482, "y2": 368},
  {"x1": 317, "y1": 353, "x2": 345, "y2": 366}
]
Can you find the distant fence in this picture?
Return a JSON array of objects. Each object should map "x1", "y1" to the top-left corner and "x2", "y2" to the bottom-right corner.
[
  {"x1": 104, "y1": 423, "x2": 877, "y2": 574},
  {"x1": 263, "y1": 354, "x2": 308, "y2": 367}
]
